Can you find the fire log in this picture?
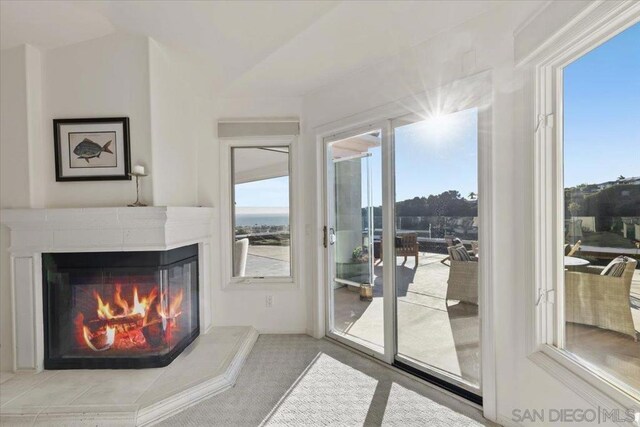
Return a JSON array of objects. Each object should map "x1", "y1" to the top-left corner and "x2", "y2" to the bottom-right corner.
[{"x1": 87, "y1": 313, "x2": 144, "y2": 330}]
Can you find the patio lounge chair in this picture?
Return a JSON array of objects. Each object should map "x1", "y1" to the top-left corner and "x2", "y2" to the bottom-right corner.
[
  {"x1": 234, "y1": 238, "x2": 249, "y2": 277},
  {"x1": 471, "y1": 240, "x2": 479, "y2": 256},
  {"x1": 565, "y1": 256, "x2": 638, "y2": 339},
  {"x1": 441, "y1": 236, "x2": 462, "y2": 265},
  {"x1": 380, "y1": 233, "x2": 419, "y2": 264},
  {"x1": 446, "y1": 244, "x2": 478, "y2": 304}
]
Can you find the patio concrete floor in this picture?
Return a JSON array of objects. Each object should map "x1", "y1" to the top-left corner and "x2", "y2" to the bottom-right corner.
[
  {"x1": 333, "y1": 251, "x2": 640, "y2": 393},
  {"x1": 333, "y1": 252, "x2": 480, "y2": 390},
  {"x1": 245, "y1": 245, "x2": 290, "y2": 277}
]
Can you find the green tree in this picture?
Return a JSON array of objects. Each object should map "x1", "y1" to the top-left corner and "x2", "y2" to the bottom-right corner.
[{"x1": 568, "y1": 202, "x2": 581, "y2": 217}]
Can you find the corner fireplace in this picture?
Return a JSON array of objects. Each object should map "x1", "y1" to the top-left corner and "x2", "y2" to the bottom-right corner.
[{"x1": 42, "y1": 244, "x2": 199, "y2": 369}]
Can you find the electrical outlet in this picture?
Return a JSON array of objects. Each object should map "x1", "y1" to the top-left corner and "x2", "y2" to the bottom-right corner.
[{"x1": 266, "y1": 295, "x2": 273, "y2": 308}]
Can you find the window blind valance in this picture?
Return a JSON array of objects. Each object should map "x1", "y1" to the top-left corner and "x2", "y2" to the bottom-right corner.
[{"x1": 218, "y1": 121, "x2": 300, "y2": 138}]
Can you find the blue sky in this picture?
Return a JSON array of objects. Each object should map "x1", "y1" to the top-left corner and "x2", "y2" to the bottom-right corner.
[
  {"x1": 563, "y1": 22, "x2": 640, "y2": 187},
  {"x1": 361, "y1": 107, "x2": 478, "y2": 207},
  {"x1": 235, "y1": 176, "x2": 289, "y2": 209},
  {"x1": 393, "y1": 108, "x2": 478, "y2": 203}
]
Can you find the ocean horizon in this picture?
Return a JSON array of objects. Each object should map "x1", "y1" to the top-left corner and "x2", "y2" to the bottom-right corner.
[{"x1": 236, "y1": 213, "x2": 289, "y2": 226}]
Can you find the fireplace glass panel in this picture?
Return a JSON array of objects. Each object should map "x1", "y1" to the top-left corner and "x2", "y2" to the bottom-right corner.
[{"x1": 43, "y1": 245, "x2": 199, "y2": 369}]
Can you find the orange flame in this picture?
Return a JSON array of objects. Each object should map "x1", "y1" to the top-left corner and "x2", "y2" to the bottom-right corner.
[
  {"x1": 157, "y1": 289, "x2": 184, "y2": 320},
  {"x1": 133, "y1": 287, "x2": 157, "y2": 318},
  {"x1": 82, "y1": 325, "x2": 115, "y2": 351},
  {"x1": 95, "y1": 291, "x2": 114, "y2": 320},
  {"x1": 81, "y1": 285, "x2": 167, "y2": 352},
  {"x1": 114, "y1": 284, "x2": 129, "y2": 314}
]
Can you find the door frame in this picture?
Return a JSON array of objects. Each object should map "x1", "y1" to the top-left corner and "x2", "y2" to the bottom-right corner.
[
  {"x1": 322, "y1": 121, "x2": 395, "y2": 364},
  {"x1": 390, "y1": 109, "x2": 486, "y2": 402},
  {"x1": 312, "y1": 70, "x2": 494, "y2": 415}
]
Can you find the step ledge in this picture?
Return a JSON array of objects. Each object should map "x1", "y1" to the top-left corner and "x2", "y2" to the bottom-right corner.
[{"x1": 0, "y1": 327, "x2": 259, "y2": 426}]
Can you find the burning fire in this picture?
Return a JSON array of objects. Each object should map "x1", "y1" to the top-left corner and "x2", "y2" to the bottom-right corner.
[{"x1": 78, "y1": 285, "x2": 183, "y2": 353}]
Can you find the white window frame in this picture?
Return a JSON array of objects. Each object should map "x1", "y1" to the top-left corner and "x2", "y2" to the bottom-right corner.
[
  {"x1": 219, "y1": 135, "x2": 299, "y2": 290},
  {"x1": 322, "y1": 121, "x2": 393, "y2": 364},
  {"x1": 529, "y1": 1, "x2": 640, "y2": 412}
]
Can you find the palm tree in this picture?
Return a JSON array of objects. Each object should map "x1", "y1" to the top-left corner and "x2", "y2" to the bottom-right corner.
[
  {"x1": 618, "y1": 175, "x2": 626, "y2": 180},
  {"x1": 468, "y1": 192, "x2": 477, "y2": 200}
]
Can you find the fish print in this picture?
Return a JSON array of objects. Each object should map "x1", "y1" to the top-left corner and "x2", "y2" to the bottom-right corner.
[{"x1": 73, "y1": 138, "x2": 113, "y2": 163}]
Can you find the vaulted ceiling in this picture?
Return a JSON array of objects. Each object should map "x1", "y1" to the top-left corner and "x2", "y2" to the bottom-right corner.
[{"x1": 0, "y1": 0, "x2": 543, "y2": 97}]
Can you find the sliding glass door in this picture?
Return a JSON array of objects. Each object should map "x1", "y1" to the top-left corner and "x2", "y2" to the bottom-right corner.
[
  {"x1": 326, "y1": 128, "x2": 386, "y2": 358},
  {"x1": 325, "y1": 105, "x2": 483, "y2": 402},
  {"x1": 392, "y1": 108, "x2": 481, "y2": 398}
]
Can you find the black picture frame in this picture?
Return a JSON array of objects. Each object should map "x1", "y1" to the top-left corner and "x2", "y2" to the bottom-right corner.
[{"x1": 53, "y1": 117, "x2": 131, "y2": 182}]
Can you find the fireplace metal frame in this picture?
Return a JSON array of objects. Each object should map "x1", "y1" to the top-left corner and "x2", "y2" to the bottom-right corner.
[{"x1": 42, "y1": 244, "x2": 200, "y2": 369}]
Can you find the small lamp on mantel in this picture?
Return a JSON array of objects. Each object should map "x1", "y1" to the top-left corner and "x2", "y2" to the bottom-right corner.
[{"x1": 128, "y1": 165, "x2": 148, "y2": 207}]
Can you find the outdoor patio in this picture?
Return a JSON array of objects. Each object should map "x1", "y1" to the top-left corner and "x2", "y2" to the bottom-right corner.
[
  {"x1": 240, "y1": 243, "x2": 639, "y2": 391},
  {"x1": 333, "y1": 250, "x2": 640, "y2": 392},
  {"x1": 333, "y1": 251, "x2": 481, "y2": 389},
  {"x1": 245, "y1": 245, "x2": 291, "y2": 277}
]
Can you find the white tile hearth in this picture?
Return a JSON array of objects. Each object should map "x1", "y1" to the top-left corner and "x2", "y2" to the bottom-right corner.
[{"x1": 0, "y1": 326, "x2": 258, "y2": 426}]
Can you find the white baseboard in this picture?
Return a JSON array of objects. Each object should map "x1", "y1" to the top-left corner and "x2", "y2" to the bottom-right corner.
[{"x1": 256, "y1": 328, "x2": 307, "y2": 335}]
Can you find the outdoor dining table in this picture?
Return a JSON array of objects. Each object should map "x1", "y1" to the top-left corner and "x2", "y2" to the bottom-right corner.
[{"x1": 564, "y1": 256, "x2": 590, "y2": 268}]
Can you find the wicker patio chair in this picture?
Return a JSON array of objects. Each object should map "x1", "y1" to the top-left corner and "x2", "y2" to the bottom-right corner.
[
  {"x1": 565, "y1": 257, "x2": 637, "y2": 339},
  {"x1": 441, "y1": 235, "x2": 464, "y2": 265},
  {"x1": 470, "y1": 240, "x2": 479, "y2": 256},
  {"x1": 445, "y1": 244, "x2": 478, "y2": 304}
]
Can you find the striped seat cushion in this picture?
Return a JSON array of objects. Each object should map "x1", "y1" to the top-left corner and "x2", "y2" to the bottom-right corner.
[
  {"x1": 601, "y1": 256, "x2": 628, "y2": 277},
  {"x1": 450, "y1": 243, "x2": 472, "y2": 262}
]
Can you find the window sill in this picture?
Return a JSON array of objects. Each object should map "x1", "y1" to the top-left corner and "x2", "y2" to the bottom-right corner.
[{"x1": 528, "y1": 345, "x2": 640, "y2": 416}]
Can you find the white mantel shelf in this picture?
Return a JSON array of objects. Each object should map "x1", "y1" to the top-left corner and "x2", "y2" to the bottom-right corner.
[
  {"x1": 0, "y1": 206, "x2": 215, "y2": 372},
  {"x1": 1, "y1": 206, "x2": 215, "y2": 255}
]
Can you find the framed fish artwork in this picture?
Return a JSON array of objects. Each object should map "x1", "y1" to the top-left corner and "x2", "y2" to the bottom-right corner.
[{"x1": 53, "y1": 117, "x2": 131, "y2": 181}]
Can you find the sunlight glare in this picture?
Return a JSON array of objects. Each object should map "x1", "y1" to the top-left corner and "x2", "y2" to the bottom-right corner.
[
  {"x1": 401, "y1": 109, "x2": 462, "y2": 147},
  {"x1": 426, "y1": 111, "x2": 456, "y2": 139}
]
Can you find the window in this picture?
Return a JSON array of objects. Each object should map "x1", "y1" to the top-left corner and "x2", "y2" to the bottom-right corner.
[
  {"x1": 560, "y1": 23, "x2": 639, "y2": 395},
  {"x1": 231, "y1": 146, "x2": 291, "y2": 279},
  {"x1": 533, "y1": 13, "x2": 640, "y2": 409}
]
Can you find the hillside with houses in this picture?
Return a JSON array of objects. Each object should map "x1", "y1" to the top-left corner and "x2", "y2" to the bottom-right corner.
[{"x1": 565, "y1": 176, "x2": 640, "y2": 248}]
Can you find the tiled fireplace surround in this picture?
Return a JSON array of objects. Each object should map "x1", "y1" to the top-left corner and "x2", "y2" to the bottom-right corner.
[{"x1": 0, "y1": 207, "x2": 258, "y2": 425}]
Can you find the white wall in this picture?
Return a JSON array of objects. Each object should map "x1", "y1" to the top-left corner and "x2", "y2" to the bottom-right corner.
[
  {"x1": 1, "y1": 46, "x2": 31, "y2": 371},
  {"x1": 1, "y1": 46, "x2": 32, "y2": 209},
  {"x1": 39, "y1": 32, "x2": 153, "y2": 208},
  {"x1": 0, "y1": 44, "x2": 45, "y2": 371},
  {"x1": 206, "y1": 97, "x2": 308, "y2": 334},
  {"x1": 301, "y1": 2, "x2": 594, "y2": 424},
  {"x1": 148, "y1": 39, "x2": 217, "y2": 207},
  {"x1": 141, "y1": 55, "x2": 311, "y2": 333}
]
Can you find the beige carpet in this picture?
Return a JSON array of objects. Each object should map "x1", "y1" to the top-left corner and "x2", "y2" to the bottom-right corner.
[{"x1": 160, "y1": 335, "x2": 490, "y2": 426}]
